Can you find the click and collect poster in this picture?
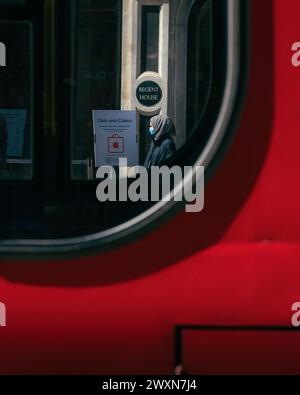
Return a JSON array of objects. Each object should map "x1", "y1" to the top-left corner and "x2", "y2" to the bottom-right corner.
[{"x1": 92, "y1": 110, "x2": 139, "y2": 167}]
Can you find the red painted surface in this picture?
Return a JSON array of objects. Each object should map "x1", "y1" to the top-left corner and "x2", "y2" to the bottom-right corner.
[
  {"x1": 1, "y1": 0, "x2": 300, "y2": 374},
  {"x1": 183, "y1": 329, "x2": 300, "y2": 375}
]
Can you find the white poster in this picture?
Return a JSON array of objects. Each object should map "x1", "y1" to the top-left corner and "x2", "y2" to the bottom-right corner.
[
  {"x1": 0, "y1": 109, "x2": 27, "y2": 157},
  {"x1": 92, "y1": 110, "x2": 139, "y2": 167}
]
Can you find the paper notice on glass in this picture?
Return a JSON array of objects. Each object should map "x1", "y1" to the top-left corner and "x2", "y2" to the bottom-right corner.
[
  {"x1": 0, "y1": 109, "x2": 27, "y2": 157},
  {"x1": 92, "y1": 110, "x2": 139, "y2": 167}
]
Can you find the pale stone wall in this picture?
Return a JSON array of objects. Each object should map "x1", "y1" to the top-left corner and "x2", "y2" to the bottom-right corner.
[{"x1": 121, "y1": 0, "x2": 195, "y2": 148}]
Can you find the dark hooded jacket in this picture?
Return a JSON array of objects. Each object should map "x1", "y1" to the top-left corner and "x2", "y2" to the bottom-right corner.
[{"x1": 143, "y1": 115, "x2": 176, "y2": 169}]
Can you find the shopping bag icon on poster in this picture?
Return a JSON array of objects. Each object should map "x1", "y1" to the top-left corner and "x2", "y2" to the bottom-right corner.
[{"x1": 108, "y1": 133, "x2": 125, "y2": 154}]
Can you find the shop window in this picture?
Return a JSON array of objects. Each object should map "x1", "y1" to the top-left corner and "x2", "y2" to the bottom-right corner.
[
  {"x1": 0, "y1": 22, "x2": 33, "y2": 180},
  {"x1": 0, "y1": 0, "x2": 247, "y2": 256},
  {"x1": 70, "y1": 0, "x2": 122, "y2": 180},
  {"x1": 141, "y1": 6, "x2": 160, "y2": 73}
]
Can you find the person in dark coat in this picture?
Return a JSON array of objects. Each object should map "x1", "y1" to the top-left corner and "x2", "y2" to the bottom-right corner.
[
  {"x1": 0, "y1": 113, "x2": 7, "y2": 168},
  {"x1": 144, "y1": 114, "x2": 176, "y2": 169}
]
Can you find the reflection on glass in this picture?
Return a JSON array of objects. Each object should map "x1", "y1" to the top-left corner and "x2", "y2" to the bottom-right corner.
[
  {"x1": 187, "y1": 0, "x2": 213, "y2": 137},
  {"x1": 0, "y1": 0, "x2": 221, "y2": 241},
  {"x1": 71, "y1": 0, "x2": 122, "y2": 180},
  {"x1": 0, "y1": 22, "x2": 33, "y2": 180},
  {"x1": 141, "y1": 6, "x2": 160, "y2": 73}
]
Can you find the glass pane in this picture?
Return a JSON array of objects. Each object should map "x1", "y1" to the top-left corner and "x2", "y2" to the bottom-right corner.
[
  {"x1": 141, "y1": 6, "x2": 160, "y2": 73},
  {"x1": 0, "y1": 0, "x2": 235, "y2": 244},
  {"x1": 0, "y1": 0, "x2": 26, "y2": 4},
  {"x1": 187, "y1": 0, "x2": 213, "y2": 137},
  {"x1": 70, "y1": 0, "x2": 122, "y2": 180},
  {"x1": 0, "y1": 22, "x2": 33, "y2": 180}
]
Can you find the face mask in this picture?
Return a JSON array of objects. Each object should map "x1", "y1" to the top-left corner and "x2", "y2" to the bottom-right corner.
[{"x1": 149, "y1": 126, "x2": 155, "y2": 136}]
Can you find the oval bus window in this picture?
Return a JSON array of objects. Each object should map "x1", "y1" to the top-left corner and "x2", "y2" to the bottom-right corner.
[{"x1": 0, "y1": 0, "x2": 247, "y2": 256}]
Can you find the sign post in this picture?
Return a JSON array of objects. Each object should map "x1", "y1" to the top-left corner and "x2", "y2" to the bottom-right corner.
[
  {"x1": 134, "y1": 72, "x2": 164, "y2": 116},
  {"x1": 136, "y1": 81, "x2": 162, "y2": 108}
]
